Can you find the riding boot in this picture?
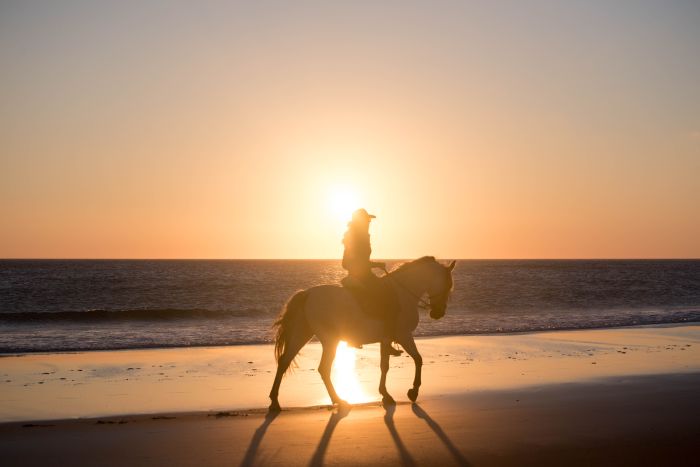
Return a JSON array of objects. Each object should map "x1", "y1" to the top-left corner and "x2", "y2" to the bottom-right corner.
[
  {"x1": 383, "y1": 319, "x2": 403, "y2": 356},
  {"x1": 386, "y1": 341, "x2": 402, "y2": 356}
]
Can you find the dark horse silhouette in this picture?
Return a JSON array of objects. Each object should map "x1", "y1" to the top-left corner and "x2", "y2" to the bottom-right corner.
[{"x1": 268, "y1": 256, "x2": 456, "y2": 411}]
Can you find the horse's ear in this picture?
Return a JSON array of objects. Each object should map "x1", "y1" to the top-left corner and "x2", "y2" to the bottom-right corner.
[{"x1": 448, "y1": 260, "x2": 456, "y2": 271}]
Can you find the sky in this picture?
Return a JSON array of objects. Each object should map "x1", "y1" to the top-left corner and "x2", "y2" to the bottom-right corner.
[{"x1": 1, "y1": 0, "x2": 699, "y2": 259}]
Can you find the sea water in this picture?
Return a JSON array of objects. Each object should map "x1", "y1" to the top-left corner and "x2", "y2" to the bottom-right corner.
[{"x1": 1, "y1": 259, "x2": 698, "y2": 353}]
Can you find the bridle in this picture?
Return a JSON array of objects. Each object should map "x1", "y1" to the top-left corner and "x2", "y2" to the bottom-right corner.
[{"x1": 383, "y1": 267, "x2": 451, "y2": 313}]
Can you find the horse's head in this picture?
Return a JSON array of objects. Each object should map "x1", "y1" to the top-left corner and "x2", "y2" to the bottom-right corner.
[
  {"x1": 390, "y1": 256, "x2": 456, "y2": 320},
  {"x1": 425, "y1": 258, "x2": 456, "y2": 320}
]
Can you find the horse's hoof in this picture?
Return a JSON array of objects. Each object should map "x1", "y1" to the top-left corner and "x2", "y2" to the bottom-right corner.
[
  {"x1": 407, "y1": 388, "x2": 419, "y2": 402},
  {"x1": 382, "y1": 395, "x2": 396, "y2": 407},
  {"x1": 268, "y1": 401, "x2": 281, "y2": 413},
  {"x1": 336, "y1": 399, "x2": 350, "y2": 408},
  {"x1": 334, "y1": 399, "x2": 351, "y2": 413}
]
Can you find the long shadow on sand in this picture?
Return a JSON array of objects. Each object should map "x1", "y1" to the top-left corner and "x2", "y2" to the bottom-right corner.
[
  {"x1": 383, "y1": 404, "x2": 417, "y2": 467},
  {"x1": 411, "y1": 403, "x2": 471, "y2": 466},
  {"x1": 309, "y1": 404, "x2": 352, "y2": 467},
  {"x1": 240, "y1": 411, "x2": 279, "y2": 467}
]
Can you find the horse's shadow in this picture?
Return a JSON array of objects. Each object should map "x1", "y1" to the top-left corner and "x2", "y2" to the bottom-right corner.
[
  {"x1": 241, "y1": 402, "x2": 469, "y2": 467},
  {"x1": 411, "y1": 403, "x2": 471, "y2": 466},
  {"x1": 384, "y1": 404, "x2": 417, "y2": 467},
  {"x1": 239, "y1": 411, "x2": 279, "y2": 467},
  {"x1": 310, "y1": 403, "x2": 418, "y2": 467},
  {"x1": 309, "y1": 404, "x2": 352, "y2": 467}
]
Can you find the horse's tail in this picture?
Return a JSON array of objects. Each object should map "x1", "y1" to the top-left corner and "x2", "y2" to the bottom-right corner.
[{"x1": 273, "y1": 289, "x2": 309, "y2": 370}]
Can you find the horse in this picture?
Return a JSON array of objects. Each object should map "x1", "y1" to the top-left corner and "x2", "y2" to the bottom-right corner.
[{"x1": 268, "y1": 256, "x2": 456, "y2": 412}]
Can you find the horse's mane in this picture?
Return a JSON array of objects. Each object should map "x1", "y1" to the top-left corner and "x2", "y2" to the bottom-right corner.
[{"x1": 389, "y1": 256, "x2": 436, "y2": 274}]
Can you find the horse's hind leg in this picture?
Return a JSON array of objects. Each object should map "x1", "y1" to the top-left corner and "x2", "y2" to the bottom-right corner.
[
  {"x1": 268, "y1": 355, "x2": 293, "y2": 412},
  {"x1": 318, "y1": 340, "x2": 345, "y2": 406},
  {"x1": 379, "y1": 342, "x2": 395, "y2": 406},
  {"x1": 268, "y1": 330, "x2": 312, "y2": 412}
]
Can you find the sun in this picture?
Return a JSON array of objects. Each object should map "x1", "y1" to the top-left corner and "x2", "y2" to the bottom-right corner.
[{"x1": 327, "y1": 185, "x2": 361, "y2": 224}]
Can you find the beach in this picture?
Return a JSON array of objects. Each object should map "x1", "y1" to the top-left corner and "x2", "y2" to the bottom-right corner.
[
  {"x1": 2, "y1": 324, "x2": 698, "y2": 466},
  {"x1": 4, "y1": 0, "x2": 700, "y2": 464}
]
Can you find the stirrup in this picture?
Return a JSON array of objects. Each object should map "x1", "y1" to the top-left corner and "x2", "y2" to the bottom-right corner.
[{"x1": 388, "y1": 344, "x2": 403, "y2": 356}]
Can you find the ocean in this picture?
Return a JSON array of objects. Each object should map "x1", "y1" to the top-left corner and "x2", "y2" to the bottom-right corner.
[{"x1": 0, "y1": 259, "x2": 698, "y2": 353}]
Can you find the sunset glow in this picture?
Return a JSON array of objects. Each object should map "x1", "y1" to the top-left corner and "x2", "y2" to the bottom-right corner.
[
  {"x1": 327, "y1": 185, "x2": 361, "y2": 226},
  {"x1": 332, "y1": 341, "x2": 371, "y2": 404},
  {"x1": 1, "y1": 3, "x2": 698, "y2": 465},
  {"x1": 1, "y1": 2, "x2": 698, "y2": 259}
]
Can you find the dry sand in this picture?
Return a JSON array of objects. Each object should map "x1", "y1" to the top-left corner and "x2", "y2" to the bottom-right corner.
[{"x1": 1, "y1": 324, "x2": 699, "y2": 466}]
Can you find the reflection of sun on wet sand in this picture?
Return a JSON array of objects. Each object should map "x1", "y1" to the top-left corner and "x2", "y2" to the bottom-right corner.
[
  {"x1": 332, "y1": 341, "x2": 373, "y2": 404},
  {"x1": 1, "y1": 325, "x2": 699, "y2": 466}
]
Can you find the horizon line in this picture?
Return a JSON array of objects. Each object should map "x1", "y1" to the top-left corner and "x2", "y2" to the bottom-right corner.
[{"x1": 1, "y1": 257, "x2": 698, "y2": 261}]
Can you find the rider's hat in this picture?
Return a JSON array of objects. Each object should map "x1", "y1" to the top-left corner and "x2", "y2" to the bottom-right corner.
[{"x1": 351, "y1": 208, "x2": 376, "y2": 222}]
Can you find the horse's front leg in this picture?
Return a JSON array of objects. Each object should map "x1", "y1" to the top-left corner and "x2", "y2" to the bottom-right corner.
[
  {"x1": 379, "y1": 342, "x2": 395, "y2": 406},
  {"x1": 399, "y1": 336, "x2": 422, "y2": 402},
  {"x1": 318, "y1": 340, "x2": 347, "y2": 407}
]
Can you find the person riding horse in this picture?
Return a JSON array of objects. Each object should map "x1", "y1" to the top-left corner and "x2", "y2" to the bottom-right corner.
[{"x1": 341, "y1": 208, "x2": 402, "y2": 356}]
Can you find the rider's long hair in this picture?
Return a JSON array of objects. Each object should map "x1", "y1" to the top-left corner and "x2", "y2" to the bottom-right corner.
[{"x1": 273, "y1": 289, "x2": 308, "y2": 372}]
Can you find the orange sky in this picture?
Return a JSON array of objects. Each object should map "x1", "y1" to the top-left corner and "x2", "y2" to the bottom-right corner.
[{"x1": 1, "y1": 1, "x2": 699, "y2": 259}]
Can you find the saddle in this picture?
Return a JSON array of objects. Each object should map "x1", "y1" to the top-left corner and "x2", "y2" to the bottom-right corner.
[
  {"x1": 341, "y1": 276, "x2": 402, "y2": 352},
  {"x1": 340, "y1": 276, "x2": 397, "y2": 321}
]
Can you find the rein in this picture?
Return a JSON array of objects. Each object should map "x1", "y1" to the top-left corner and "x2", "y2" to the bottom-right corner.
[{"x1": 382, "y1": 268, "x2": 432, "y2": 310}]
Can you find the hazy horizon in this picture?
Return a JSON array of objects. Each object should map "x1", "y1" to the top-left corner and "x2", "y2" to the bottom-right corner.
[
  {"x1": 1, "y1": 257, "x2": 698, "y2": 261},
  {"x1": 2, "y1": 1, "x2": 699, "y2": 260}
]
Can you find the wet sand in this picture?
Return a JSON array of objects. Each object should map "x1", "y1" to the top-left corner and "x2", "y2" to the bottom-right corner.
[{"x1": 1, "y1": 324, "x2": 699, "y2": 466}]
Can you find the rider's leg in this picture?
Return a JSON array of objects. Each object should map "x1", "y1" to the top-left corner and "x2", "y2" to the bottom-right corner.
[
  {"x1": 383, "y1": 337, "x2": 402, "y2": 356},
  {"x1": 383, "y1": 312, "x2": 402, "y2": 357},
  {"x1": 379, "y1": 280, "x2": 403, "y2": 357}
]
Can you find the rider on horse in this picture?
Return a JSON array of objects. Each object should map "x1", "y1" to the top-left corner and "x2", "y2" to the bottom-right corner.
[{"x1": 341, "y1": 208, "x2": 402, "y2": 356}]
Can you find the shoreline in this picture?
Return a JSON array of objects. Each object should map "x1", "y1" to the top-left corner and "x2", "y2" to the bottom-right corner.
[
  {"x1": 1, "y1": 321, "x2": 698, "y2": 357},
  {"x1": 1, "y1": 324, "x2": 697, "y2": 423},
  {"x1": 2, "y1": 324, "x2": 698, "y2": 466}
]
